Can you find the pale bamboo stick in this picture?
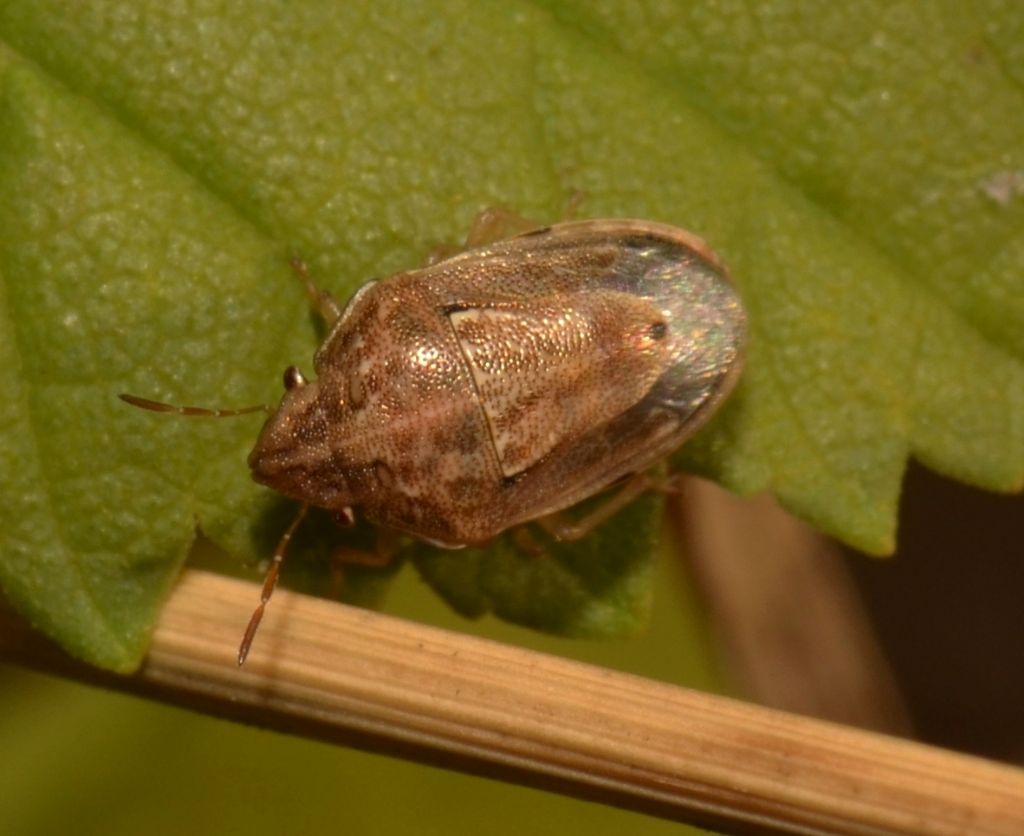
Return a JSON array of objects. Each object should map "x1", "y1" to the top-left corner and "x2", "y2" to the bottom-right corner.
[{"x1": 2, "y1": 568, "x2": 1022, "y2": 834}]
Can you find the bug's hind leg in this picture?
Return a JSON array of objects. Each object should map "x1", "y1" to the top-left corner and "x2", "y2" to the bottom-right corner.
[
  {"x1": 533, "y1": 471, "x2": 671, "y2": 542},
  {"x1": 288, "y1": 255, "x2": 343, "y2": 325}
]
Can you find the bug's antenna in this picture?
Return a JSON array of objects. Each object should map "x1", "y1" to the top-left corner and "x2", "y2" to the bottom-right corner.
[
  {"x1": 237, "y1": 503, "x2": 310, "y2": 666},
  {"x1": 119, "y1": 393, "x2": 272, "y2": 417}
]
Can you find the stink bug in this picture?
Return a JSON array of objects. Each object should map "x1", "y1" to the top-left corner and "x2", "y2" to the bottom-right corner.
[{"x1": 123, "y1": 214, "x2": 746, "y2": 663}]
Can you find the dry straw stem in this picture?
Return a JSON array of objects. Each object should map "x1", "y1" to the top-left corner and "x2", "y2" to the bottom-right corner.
[{"x1": 2, "y1": 569, "x2": 1022, "y2": 835}]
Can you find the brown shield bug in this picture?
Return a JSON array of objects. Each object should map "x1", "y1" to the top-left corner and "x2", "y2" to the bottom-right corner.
[{"x1": 123, "y1": 215, "x2": 746, "y2": 663}]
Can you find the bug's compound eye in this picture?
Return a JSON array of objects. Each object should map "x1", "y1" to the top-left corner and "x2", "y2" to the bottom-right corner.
[{"x1": 283, "y1": 366, "x2": 307, "y2": 390}]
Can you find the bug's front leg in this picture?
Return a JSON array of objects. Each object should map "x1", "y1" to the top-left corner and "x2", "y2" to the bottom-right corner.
[
  {"x1": 325, "y1": 527, "x2": 402, "y2": 599},
  {"x1": 288, "y1": 255, "x2": 343, "y2": 325}
]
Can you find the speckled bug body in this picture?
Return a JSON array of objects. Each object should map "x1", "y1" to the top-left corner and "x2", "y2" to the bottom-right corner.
[
  {"x1": 123, "y1": 215, "x2": 746, "y2": 662},
  {"x1": 248, "y1": 219, "x2": 746, "y2": 547}
]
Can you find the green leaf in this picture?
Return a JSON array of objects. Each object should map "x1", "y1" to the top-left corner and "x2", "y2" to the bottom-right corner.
[
  {"x1": 0, "y1": 1, "x2": 1021, "y2": 671},
  {"x1": 414, "y1": 491, "x2": 661, "y2": 638}
]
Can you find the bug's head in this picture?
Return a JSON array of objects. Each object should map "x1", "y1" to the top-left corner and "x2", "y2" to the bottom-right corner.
[{"x1": 247, "y1": 365, "x2": 351, "y2": 508}]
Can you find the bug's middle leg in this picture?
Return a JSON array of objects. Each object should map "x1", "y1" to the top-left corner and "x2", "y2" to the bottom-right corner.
[
  {"x1": 421, "y1": 206, "x2": 535, "y2": 266},
  {"x1": 461, "y1": 205, "x2": 541, "y2": 249},
  {"x1": 461, "y1": 191, "x2": 585, "y2": 248},
  {"x1": 424, "y1": 203, "x2": 562, "y2": 266}
]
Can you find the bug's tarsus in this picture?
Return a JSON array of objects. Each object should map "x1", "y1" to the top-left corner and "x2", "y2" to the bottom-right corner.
[
  {"x1": 510, "y1": 526, "x2": 546, "y2": 558},
  {"x1": 422, "y1": 243, "x2": 461, "y2": 267},
  {"x1": 238, "y1": 502, "x2": 310, "y2": 666},
  {"x1": 118, "y1": 393, "x2": 271, "y2": 417},
  {"x1": 561, "y1": 189, "x2": 585, "y2": 221}
]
